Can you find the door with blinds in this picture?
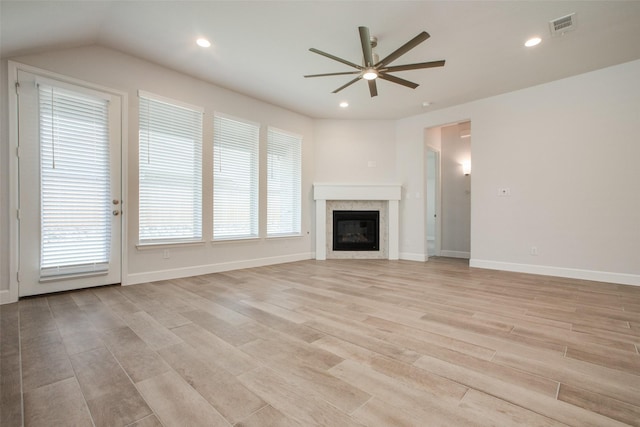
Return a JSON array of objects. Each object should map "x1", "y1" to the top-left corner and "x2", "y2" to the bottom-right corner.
[{"x1": 16, "y1": 70, "x2": 122, "y2": 297}]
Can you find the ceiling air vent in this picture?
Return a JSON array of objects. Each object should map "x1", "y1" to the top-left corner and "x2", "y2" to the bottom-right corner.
[{"x1": 549, "y1": 13, "x2": 576, "y2": 36}]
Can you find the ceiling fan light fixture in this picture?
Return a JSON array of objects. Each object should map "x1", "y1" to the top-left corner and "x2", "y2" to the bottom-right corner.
[
  {"x1": 196, "y1": 38, "x2": 211, "y2": 48},
  {"x1": 305, "y1": 26, "x2": 445, "y2": 97},
  {"x1": 363, "y1": 68, "x2": 378, "y2": 80}
]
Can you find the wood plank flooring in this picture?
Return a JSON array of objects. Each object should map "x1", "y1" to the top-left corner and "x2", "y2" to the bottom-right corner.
[{"x1": 1, "y1": 258, "x2": 640, "y2": 426}]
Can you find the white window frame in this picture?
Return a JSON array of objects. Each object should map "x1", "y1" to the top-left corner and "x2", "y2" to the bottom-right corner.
[
  {"x1": 138, "y1": 90, "x2": 203, "y2": 245},
  {"x1": 267, "y1": 127, "x2": 302, "y2": 237},
  {"x1": 212, "y1": 113, "x2": 260, "y2": 241}
]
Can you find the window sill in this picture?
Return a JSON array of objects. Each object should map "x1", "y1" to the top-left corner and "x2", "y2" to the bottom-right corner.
[
  {"x1": 211, "y1": 236, "x2": 261, "y2": 244},
  {"x1": 266, "y1": 233, "x2": 304, "y2": 240},
  {"x1": 136, "y1": 240, "x2": 206, "y2": 250}
]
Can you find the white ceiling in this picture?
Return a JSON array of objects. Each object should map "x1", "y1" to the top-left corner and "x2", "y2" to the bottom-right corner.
[{"x1": 2, "y1": 1, "x2": 640, "y2": 119}]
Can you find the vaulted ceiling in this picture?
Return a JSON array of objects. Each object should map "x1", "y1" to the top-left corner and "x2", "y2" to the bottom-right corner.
[{"x1": 3, "y1": 1, "x2": 640, "y2": 119}]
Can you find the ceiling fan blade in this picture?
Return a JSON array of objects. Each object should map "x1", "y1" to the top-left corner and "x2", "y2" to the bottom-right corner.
[
  {"x1": 332, "y1": 76, "x2": 362, "y2": 93},
  {"x1": 376, "y1": 31, "x2": 430, "y2": 67},
  {"x1": 378, "y1": 73, "x2": 419, "y2": 89},
  {"x1": 309, "y1": 48, "x2": 362, "y2": 70},
  {"x1": 383, "y1": 60, "x2": 445, "y2": 73},
  {"x1": 368, "y1": 79, "x2": 378, "y2": 97},
  {"x1": 359, "y1": 26, "x2": 374, "y2": 67},
  {"x1": 304, "y1": 71, "x2": 362, "y2": 78}
]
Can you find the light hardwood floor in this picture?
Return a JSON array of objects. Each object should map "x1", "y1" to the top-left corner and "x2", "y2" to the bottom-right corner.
[{"x1": 1, "y1": 258, "x2": 639, "y2": 426}]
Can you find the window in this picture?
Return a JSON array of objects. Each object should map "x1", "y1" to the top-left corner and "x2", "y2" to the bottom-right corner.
[
  {"x1": 39, "y1": 83, "x2": 111, "y2": 277},
  {"x1": 213, "y1": 114, "x2": 259, "y2": 240},
  {"x1": 267, "y1": 128, "x2": 302, "y2": 236},
  {"x1": 139, "y1": 92, "x2": 202, "y2": 244}
]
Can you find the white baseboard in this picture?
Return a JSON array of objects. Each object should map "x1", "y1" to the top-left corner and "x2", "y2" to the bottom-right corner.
[
  {"x1": 470, "y1": 259, "x2": 640, "y2": 287},
  {"x1": 440, "y1": 250, "x2": 470, "y2": 259},
  {"x1": 0, "y1": 289, "x2": 16, "y2": 305},
  {"x1": 126, "y1": 252, "x2": 313, "y2": 285},
  {"x1": 400, "y1": 252, "x2": 428, "y2": 262}
]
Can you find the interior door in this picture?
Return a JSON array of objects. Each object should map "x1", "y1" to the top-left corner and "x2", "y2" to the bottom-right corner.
[
  {"x1": 426, "y1": 147, "x2": 441, "y2": 257},
  {"x1": 17, "y1": 70, "x2": 122, "y2": 297}
]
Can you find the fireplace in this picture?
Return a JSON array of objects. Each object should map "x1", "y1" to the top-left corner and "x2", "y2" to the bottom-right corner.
[
  {"x1": 333, "y1": 210, "x2": 379, "y2": 251},
  {"x1": 314, "y1": 183, "x2": 401, "y2": 260}
]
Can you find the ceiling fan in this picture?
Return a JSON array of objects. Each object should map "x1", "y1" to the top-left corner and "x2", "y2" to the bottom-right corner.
[{"x1": 304, "y1": 26, "x2": 445, "y2": 97}]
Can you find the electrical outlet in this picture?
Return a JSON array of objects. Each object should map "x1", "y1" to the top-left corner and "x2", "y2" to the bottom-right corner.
[
  {"x1": 163, "y1": 249, "x2": 170, "y2": 259},
  {"x1": 530, "y1": 246, "x2": 538, "y2": 256}
]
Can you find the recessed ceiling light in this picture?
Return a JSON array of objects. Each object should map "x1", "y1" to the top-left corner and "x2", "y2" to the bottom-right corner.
[
  {"x1": 196, "y1": 38, "x2": 211, "y2": 48},
  {"x1": 339, "y1": 101, "x2": 349, "y2": 108},
  {"x1": 525, "y1": 37, "x2": 542, "y2": 47}
]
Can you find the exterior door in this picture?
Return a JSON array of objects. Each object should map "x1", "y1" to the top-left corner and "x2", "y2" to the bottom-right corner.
[{"x1": 17, "y1": 70, "x2": 122, "y2": 297}]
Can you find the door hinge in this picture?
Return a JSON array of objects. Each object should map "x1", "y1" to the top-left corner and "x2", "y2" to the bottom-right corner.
[
  {"x1": 16, "y1": 209, "x2": 21, "y2": 220},
  {"x1": 17, "y1": 271, "x2": 21, "y2": 282},
  {"x1": 15, "y1": 81, "x2": 20, "y2": 95},
  {"x1": 16, "y1": 146, "x2": 21, "y2": 158}
]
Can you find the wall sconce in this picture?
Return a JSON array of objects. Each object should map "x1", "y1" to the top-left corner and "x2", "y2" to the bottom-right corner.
[{"x1": 462, "y1": 161, "x2": 471, "y2": 176}]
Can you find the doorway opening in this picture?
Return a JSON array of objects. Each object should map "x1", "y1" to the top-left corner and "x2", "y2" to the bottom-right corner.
[{"x1": 424, "y1": 121, "x2": 471, "y2": 260}]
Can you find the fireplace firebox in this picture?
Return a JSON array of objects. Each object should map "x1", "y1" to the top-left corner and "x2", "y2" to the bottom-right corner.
[{"x1": 333, "y1": 210, "x2": 380, "y2": 251}]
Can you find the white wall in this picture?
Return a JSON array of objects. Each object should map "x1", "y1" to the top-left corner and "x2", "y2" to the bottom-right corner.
[
  {"x1": 2, "y1": 46, "x2": 315, "y2": 293},
  {"x1": 397, "y1": 59, "x2": 640, "y2": 285},
  {"x1": 314, "y1": 119, "x2": 396, "y2": 184}
]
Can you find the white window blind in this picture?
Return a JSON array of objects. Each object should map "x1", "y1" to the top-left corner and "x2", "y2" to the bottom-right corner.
[
  {"x1": 213, "y1": 114, "x2": 259, "y2": 240},
  {"x1": 139, "y1": 92, "x2": 202, "y2": 244},
  {"x1": 39, "y1": 84, "x2": 111, "y2": 277},
  {"x1": 267, "y1": 128, "x2": 302, "y2": 236}
]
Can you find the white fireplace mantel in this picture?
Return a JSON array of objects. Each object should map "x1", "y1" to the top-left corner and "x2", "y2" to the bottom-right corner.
[{"x1": 314, "y1": 183, "x2": 402, "y2": 260}]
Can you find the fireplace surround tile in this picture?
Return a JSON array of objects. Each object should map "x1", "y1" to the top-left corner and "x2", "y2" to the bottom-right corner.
[
  {"x1": 313, "y1": 184, "x2": 401, "y2": 260},
  {"x1": 327, "y1": 201, "x2": 387, "y2": 259}
]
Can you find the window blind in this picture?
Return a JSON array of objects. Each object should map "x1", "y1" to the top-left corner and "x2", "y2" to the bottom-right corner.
[
  {"x1": 139, "y1": 93, "x2": 203, "y2": 243},
  {"x1": 39, "y1": 84, "x2": 111, "y2": 277},
  {"x1": 267, "y1": 128, "x2": 302, "y2": 236},
  {"x1": 213, "y1": 114, "x2": 259, "y2": 240}
]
